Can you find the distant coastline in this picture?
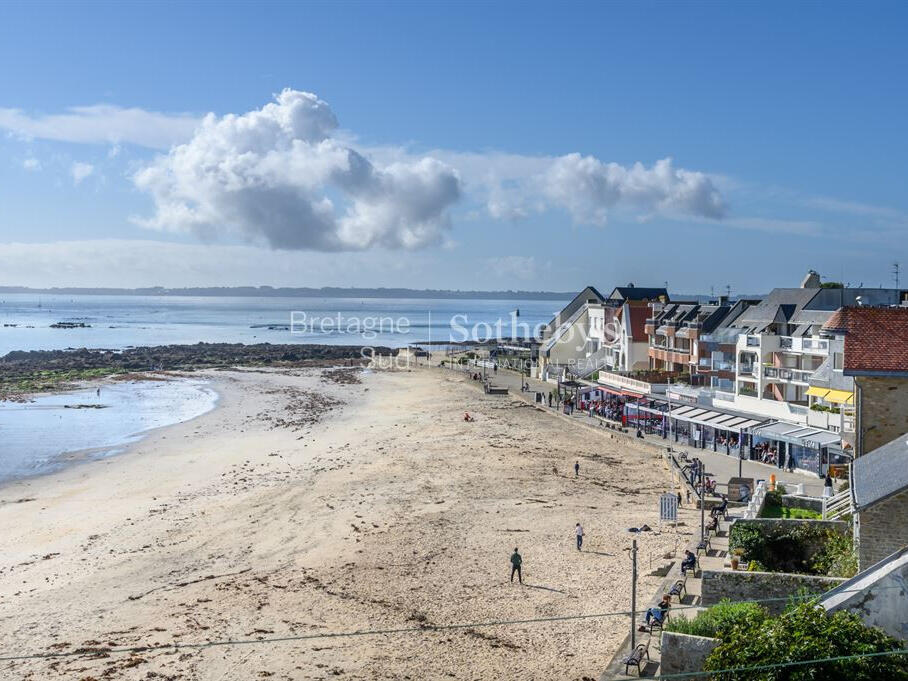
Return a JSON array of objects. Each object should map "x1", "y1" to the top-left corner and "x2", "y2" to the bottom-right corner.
[{"x1": 0, "y1": 286, "x2": 573, "y2": 301}]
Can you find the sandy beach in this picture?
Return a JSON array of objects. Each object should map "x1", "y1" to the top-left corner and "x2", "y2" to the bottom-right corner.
[{"x1": 0, "y1": 365, "x2": 694, "y2": 680}]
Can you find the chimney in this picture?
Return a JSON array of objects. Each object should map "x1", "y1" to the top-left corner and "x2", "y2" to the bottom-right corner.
[{"x1": 800, "y1": 270, "x2": 821, "y2": 289}]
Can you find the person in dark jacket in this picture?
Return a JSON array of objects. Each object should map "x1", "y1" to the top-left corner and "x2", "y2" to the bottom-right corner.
[
  {"x1": 681, "y1": 550, "x2": 696, "y2": 574},
  {"x1": 510, "y1": 548, "x2": 523, "y2": 584}
]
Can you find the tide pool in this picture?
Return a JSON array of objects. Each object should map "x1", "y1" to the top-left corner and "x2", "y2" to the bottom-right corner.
[{"x1": 0, "y1": 378, "x2": 217, "y2": 484}]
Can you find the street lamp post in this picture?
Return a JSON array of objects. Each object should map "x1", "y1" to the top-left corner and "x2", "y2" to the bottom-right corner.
[
  {"x1": 630, "y1": 539, "x2": 638, "y2": 650},
  {"x1": 700, "y1": 464, "x2": 706, "y2": 543}
]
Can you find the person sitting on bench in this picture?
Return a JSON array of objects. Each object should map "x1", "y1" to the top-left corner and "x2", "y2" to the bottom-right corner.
[
  {"x1": 706, "y1": 515, "x2": 719, "y2": 534},
  {"x1": 640, "y1": 594, "x2": 671, "y2": 630},
  {"x1": 711, "y1": 495, "x2": 728, "y2": 518},
  {"x1": 680, "y1": 550, "x2": 696, "y2": 574}
]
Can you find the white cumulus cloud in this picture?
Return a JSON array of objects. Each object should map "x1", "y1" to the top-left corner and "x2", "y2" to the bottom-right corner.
[
  {"x1": 132, "y1": 89, "x2": 462, "y2": 251},
  {"x1": 22, "y1": 158, "x2": 41, "y2": 171},
  {"x1": 542, "y1": 155, "x2": 725, "y2": 224},
  {"x1": 376, "y1": 148, "x2": 726, "y2": 225},
  {"x1": 70, "y1": 161, "x2": 94, "y2": 185}
]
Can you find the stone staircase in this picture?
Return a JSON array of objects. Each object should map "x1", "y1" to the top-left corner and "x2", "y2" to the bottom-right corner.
[{"x1": 602, "y1": 511, "x2": 738, "y2": 679}]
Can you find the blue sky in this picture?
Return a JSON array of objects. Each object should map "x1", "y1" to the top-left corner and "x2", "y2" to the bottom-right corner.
[{"x1": 0, "y1": 1, "x2": 906, "y2": 293}]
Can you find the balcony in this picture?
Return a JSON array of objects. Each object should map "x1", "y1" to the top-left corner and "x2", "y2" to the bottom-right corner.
[
  {"x1": 649, "y1": 347, "x2": 691, "y2": 365},
  {"x1": 697, "y1": 358, "x2": 735, "y2": 372},
  {"x1": 739, "y1": 363, "x2": 756, "y2": 375},
  {"x1": 776, "y1": 336, "x2": 829, "y2": 355},
  {"x1": 763, "y1": 366, "x2": 814, "y2": 383},
  {"x1": 738, "y1": 383, "x2": 758, "y2": 397},
  {"x1": 746, "y1": 336, "x2": 760, "y2": 347}
]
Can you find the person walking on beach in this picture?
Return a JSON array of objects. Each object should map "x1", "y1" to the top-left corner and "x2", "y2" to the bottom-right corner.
[
  {"x1": 510, "y1": 548, "x2": 523, "y2": 584},
  {"x1": 574, "y1": 461, "x2": 580, "y2": 477},
  {"x1": 575, "y1": 523, "x2": 584, "y2": 551}
]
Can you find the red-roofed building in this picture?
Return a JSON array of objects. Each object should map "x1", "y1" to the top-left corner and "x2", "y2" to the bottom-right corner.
[{"x1": 821, "y1": 307, "x2": 908, "y2": 456}]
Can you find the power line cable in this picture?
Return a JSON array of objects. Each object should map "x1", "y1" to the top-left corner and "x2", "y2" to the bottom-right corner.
[{"x1": 0, "y1": 585, "x2": 901, "y2": 663}]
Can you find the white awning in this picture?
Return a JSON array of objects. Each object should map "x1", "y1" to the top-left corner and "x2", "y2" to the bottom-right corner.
[
  {"x1": 667, "y1": 405, "x2": 765, "y2": 432},
  {"x1": 752, "y1": 422, "x2": 841, "y2": 449}
]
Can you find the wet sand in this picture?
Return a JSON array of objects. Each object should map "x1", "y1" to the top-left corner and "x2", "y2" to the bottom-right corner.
[{"x1": 0, "y1": 365, "x2": 694, "y2": 680}]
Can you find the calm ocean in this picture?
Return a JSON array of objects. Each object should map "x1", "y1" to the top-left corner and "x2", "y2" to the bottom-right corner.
[
  {"x1": 0, "y1": 294, "x2": 564, "y2": 356},
  {"x1": 0, "y1": 294, "x2": 563, "y2": 482}
]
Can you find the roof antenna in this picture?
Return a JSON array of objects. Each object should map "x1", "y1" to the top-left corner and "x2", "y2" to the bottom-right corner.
[{"x1": 894, "y1": 262, "x2": 900, "y2": 290}]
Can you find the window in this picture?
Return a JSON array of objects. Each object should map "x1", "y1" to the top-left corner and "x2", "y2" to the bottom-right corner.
[{"x1": 833, "y1": 352, "x2": 843, "y2": 370}]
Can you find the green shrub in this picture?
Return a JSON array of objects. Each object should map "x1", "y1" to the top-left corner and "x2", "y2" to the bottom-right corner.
[
  {"x1": 665, "y1": 599, "x2": 768, "y2": 639},
  {"x1": 760, "y1": 502, "x2": 822, "y2": 519},
  {"x1": 812, "y1": 530, "x2": 858, "y2": 578},
  {"x1": 729, "y1": 522, "x2": 853, "y2": 576},
  {"x1": 704, "y1": 602, "x2": 908, "y2": 680}
]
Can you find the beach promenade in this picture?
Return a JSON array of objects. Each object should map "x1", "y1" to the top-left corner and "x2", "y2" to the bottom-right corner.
[{"x1": 458, "y1": 361, "x2": 826, "y2": 497}]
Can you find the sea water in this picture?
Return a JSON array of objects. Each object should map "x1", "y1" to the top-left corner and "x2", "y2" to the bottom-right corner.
[
  {"x1": 0, "y1": 378, "x2": 217, "y2": 484},
  {"x1": 0, "y1": 294, "x2": 561, "y2": 485},
  {"x1": 0, "y1": 294, "x2": 563, "y2": 356}
]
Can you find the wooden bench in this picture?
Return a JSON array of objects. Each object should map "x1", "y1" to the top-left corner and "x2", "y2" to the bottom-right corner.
[
  {"x1": 696, "y1": 538, "x2": 710, "y2": 557},
  {"x1": 668, "y1": 576, "x2": 687, "y2": 600},
  {"x1": 622, "y1": 641, "x2": 650, "y2": 676}
]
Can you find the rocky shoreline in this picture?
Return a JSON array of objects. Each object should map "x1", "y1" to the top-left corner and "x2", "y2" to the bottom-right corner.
[{"x1": 0, "y1": 342, "x2": 396, "y2": 400}]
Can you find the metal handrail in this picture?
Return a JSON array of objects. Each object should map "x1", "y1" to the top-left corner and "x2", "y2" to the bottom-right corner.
[{"x1": 822, "y1": 489, "x2": 852, "y2": 520}]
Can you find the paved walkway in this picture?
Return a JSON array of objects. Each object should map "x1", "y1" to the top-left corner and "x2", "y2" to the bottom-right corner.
[{"x1": 469, "y1": 364, "x2": 827, "y2": 497}]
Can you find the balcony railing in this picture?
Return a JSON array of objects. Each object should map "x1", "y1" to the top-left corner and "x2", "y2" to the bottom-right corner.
[
  {"x1": 802, "y1": 338, "x2": 829, "y2": 352},
  {"x1": 597, "y1": 371, "x2": 652, "y2": 394},
  {"x1": 763, "y1": 366, "x2": 814, "y2": 383},
  {"x1": 739, "y1": 364, "x2": 756, "y2": 375},
  {"x1": 746, "y1": 336, "x2": 760, "y2": 347},
  {"x1": 698, "y1": 358, "x2": 735, "y2": 371},
  {"x1": 777, "y1": 336, "x2": 829, "y2": 354}
]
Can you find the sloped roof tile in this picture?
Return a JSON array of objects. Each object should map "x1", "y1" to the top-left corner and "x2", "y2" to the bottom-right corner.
[{"x1": 823, "y1": 307, "x2": 908, "y2": 375}]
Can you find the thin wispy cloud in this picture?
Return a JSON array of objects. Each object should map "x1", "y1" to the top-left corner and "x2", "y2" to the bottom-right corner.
[
  {"x1": 805, "y1": 195, "x2": 908, "y2": 223},
  {"x1": 483, "y1": 255, "x2": 548, "y2": 281},
  {"x1": 70, "y1": 161, "x2": 94, "y2": 185},
  {"x1": 0, "y1": 104, "x2": 199, "y2": 149},
  {"x1": 0, "y1": 239, "x2": 446, "y2": 289},
  {"x1": 22, "y1": 157, "x2": 41, "y2": 171}
]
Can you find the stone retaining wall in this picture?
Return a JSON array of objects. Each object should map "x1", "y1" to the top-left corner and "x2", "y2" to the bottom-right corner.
[
  {"x1": 660, "y1": 632, "x2": 721, "y2": 679},
  {"x1": 701, "y1": 569, "x2": 846, "y2": 614},
  {"x1": 732, "y1": 517, "x2": 848, "y2": 534},
  {"x1": 781, "y1": 494, "x2": 824, "y2": 513}
]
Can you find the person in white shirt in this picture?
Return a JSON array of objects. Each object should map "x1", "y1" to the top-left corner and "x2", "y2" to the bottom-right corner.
[{"x1": 575, "y1": 523, "x2": 584, "y2": 551}]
